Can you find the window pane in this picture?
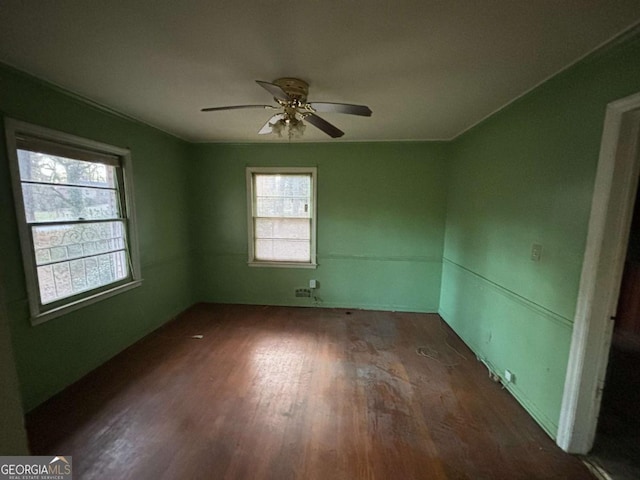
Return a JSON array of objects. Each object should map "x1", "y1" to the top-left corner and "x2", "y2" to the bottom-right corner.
[
  {"x1": 255, "y1": 218, "x2": 311, "y2": 261},
  {"x1": 37, "y1": 250, "x2": 129, "y2": 305},
  {"x1": 22, "y1": 183, "x2": 119, "y2": 222},
  {"x1": 255, "y1": 174, "x2": 310, "y2": 218},
  {"x1": 255, "y1": 174, "x2": 310, "y2": 198},
  {"x1": 255, "y1": 239, "x2": 310, "y2": 262},
  {"x1": 255, "y1": 218, "x2": 310, "y2": 240},
  {"x1": 18, "y1": 149, "x2": 116, "y2": 188},
  {"x1": 33, "y1": 222, "x2": 126, "y2": 265}
]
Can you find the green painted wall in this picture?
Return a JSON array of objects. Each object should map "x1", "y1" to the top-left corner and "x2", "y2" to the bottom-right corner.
[
  {"x1": 3, "y1": 27, "x2": 640, "y2": 442},
  {"x1": 190, "y1": 142, "x2": 448, "y2": 312},
  {"x1": 0, "y1": 65, "x2": 195, "y2": 411},
  {"x1": 440, "y1": 32, "x2": 640, "y2": 437}
]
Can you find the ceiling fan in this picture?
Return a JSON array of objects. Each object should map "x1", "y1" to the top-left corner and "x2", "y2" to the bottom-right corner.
[{"x1": 201, "y1": 77, "x2": 372, "y2": 139}]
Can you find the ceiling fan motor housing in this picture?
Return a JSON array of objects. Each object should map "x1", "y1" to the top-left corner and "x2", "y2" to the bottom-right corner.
[{"x1": 273, "y1": 77, "x2": 309, "y2": 103}]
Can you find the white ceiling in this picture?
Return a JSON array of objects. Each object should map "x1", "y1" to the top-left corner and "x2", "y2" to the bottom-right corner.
[{"x1": 0, "y1": 1, "x2": 639, "y2": 143}]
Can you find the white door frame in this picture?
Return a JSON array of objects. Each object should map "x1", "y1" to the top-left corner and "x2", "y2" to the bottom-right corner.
[{"x1": 557, "y1": 92, "x2": 640, "y2": 453}]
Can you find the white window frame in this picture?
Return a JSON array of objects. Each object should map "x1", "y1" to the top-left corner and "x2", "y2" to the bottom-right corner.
[
  {"x1": 5, "y1": 118, "x2": 142, "y2": 325},
  {"x1": 246, "y1": 166, "x2": 317, "y2": 268}
]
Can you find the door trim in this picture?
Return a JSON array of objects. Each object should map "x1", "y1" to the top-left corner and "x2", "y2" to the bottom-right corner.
[{"x1": 557, "y1": 92, "x2": 640, "y2": 453}]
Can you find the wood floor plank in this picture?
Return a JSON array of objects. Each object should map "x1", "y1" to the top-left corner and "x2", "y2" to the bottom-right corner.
[{"x1": 26, "y1": 304, "x2": 593, "y2": 479}]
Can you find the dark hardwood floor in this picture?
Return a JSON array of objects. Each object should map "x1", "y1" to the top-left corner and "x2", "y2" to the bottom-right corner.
[{"x1": 26, "y1": 304, "x2": 593, "y2": 479}]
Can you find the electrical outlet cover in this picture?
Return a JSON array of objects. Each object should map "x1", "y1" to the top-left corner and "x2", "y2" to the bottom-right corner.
[{"x1": 505, "y1": 370, "x2": 515, "y2": 383}]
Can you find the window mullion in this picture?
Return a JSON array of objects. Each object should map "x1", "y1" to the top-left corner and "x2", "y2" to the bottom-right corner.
[
  {"x1": 20, "y1": 179, "x2": 119, "y2": 191},
  {"x1": 27, "y1": 218, "x2": 122, "y2": 227}
]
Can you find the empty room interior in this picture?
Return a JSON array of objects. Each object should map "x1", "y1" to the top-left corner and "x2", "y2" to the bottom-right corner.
[{"x1": 2, "y1": 2, "x2": 640, "y2": 479}]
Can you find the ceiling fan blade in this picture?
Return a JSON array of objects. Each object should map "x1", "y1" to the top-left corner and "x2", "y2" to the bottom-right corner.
[
  {"x1": 304, "y1": 113, "x2": 344, "y2": 138},
  {"x1": 258, "y1": 113, "x2": 285, "y2": 134},
  {"x1": 256, "y1": 80, "x2": 291, "y2": 102},
  {"x1": 308, "y1": 102, "x2": 372, "y2": 117},
  {"x1": 201, "y1": 105, "x2": 276, "y2": 112}
]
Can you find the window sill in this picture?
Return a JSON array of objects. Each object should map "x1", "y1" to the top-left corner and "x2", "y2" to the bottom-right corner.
[
  {"x1": 248, "y1": 261, "x2": 317, "y2": 269},
  {"x1": 31, "y1": 279, "x2": 143, "y2": 326}
]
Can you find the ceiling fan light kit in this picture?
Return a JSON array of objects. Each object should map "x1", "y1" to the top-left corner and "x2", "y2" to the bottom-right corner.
[
  {"x1": 270, "y1": 114, "x2": 306, "y2": 140},
  {"x1": 201, "y1": 77, "x2": 372, "y2": 139}
]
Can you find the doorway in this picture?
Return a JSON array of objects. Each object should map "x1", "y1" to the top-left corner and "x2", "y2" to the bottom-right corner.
[
  {"x1": 557, "y1": 93, "x2": 640, "y2": 456},
  {"x1": 588, "y1": 183, "x2": 640, "y2": 478}
]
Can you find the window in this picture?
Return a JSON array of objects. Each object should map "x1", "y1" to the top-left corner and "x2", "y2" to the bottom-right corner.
[
  {"x1": 246, "y1": 167, "x2": 317, "y2": 268},
  {"x1": 5, "y1": 119, "x2": 141, "y2": 324}
]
